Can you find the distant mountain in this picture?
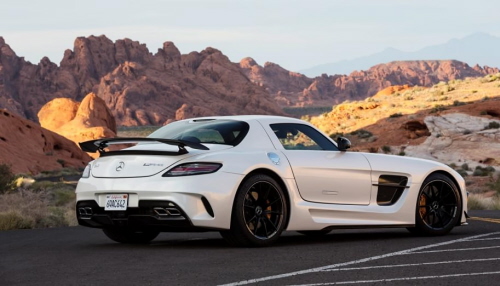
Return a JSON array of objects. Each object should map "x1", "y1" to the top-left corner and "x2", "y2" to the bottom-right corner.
[
  {"x1": 300, "y1": 33, "x2": 500, "y2": 77},
  {"x1": 0, "y1": 35, "x2": 498, "y2": 126}
]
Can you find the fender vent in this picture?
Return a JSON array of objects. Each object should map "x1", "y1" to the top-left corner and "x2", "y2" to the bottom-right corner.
[{"x1": 375, "y1": 175, "x2": 408, "y2": 206}]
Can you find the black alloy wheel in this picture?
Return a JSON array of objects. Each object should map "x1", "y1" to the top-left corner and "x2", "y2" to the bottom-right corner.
[
  {"x1": 407, "y1": 173, "x2": 461, "y2": 236},
  {"x1": 220, "y1": 174, "x2": 288, "y2": 247}
]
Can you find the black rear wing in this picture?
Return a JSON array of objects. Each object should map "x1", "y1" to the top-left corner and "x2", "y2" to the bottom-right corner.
[{"x1": 79, "y1": 137, "x2": 209, "y2": 156}]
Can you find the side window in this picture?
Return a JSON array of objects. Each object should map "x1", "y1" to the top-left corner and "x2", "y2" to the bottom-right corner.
[{"x1": 270, "y1": 123, "x2": 338, "y2": 151}]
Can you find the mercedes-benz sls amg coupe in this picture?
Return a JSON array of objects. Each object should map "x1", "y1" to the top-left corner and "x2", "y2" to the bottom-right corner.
[{"x1": 76, "y1": 115, "x2": 467, "y2": 246}]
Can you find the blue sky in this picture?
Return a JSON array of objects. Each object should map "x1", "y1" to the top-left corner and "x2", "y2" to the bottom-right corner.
[{"x1": 2, "y1": 0, "x2": 499, "y2": 71}]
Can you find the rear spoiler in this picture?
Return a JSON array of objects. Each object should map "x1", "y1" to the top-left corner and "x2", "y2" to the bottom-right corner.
[{"x1": 79, "y1": 137, "x2": 209, "y2": 155}]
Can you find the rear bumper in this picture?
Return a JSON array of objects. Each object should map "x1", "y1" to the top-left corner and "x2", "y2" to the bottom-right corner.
[
  {"x1": 75, "y1": 171, "x2": 244, "y2": 230},
  {"x1": 76, "y1": 200, "x2": 216, "y2": 231}
]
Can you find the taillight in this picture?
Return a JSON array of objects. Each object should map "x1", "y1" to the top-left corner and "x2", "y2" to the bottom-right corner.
[
  {"x1": 81, "y1": 164, "x2": 92, "y2": 178},
  {"x1": 163, "y1": 163, "x2": 222, "y2": 177}
]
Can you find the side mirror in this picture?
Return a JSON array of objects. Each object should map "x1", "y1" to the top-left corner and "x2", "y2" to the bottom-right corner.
[{"x1": 337, "y1": 137, "x2": 351, "y2": 151}]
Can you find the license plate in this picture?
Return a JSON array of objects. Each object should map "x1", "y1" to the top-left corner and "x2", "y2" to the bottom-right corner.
[{"x1": 105, "y1": 194, "x2": 128, "y2": 211}]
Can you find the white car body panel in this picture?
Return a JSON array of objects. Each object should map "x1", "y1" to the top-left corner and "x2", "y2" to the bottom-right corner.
[{"x1": 76, "y1": 115, "x2": 467, "y2": 236}]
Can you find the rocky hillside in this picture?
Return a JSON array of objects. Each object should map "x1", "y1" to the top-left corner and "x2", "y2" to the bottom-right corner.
[
  {"x1": 0, "y1": 36, "x2": 283, "y2": 126},
  {"x1": 241, "y1": 59, "x2": 499, "y2": 107},
  {"x1": 1, "y1": 35, "x2": 498, "y2": 126},
  {"x1": 310, "y1": 74, "x2": 500, "y2": 169},
  {"x1": 0, "y1": 109, "x2": 91, "y2": 174},
  {"x1": 38, "y1": 93, "x2": 116, "y2": 158}
]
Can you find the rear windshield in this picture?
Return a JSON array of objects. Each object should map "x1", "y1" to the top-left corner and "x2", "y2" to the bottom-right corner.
[{"x1": 148, "y1": 120, "x2": 250, "y2": 146}]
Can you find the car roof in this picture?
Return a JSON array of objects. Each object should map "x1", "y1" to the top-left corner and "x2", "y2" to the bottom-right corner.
[{"x1": 181, "y1": 115, "x2": 305, "y2": 123}]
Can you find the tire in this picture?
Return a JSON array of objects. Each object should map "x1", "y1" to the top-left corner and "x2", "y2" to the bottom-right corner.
[
  {"x1": 407, "y1": 173, "x2": 462, "y2": 236},
  {"x1": 220, "y1": 174, "x2": 288, "y2": 247},
  {"x1": 298, "y1": 230, "x2": 331, "y2": 237},
  {"x1": 102, "y1": 228, "x2": 160, "y2": 244}
]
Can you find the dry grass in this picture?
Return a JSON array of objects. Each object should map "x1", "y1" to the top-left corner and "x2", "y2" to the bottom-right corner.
[
  {"x1": 468, "y1": 193, "x2": 500, "y2": 210},
  {"x1": 0, "y1": 185, "x2": 78, "y2": 231}
]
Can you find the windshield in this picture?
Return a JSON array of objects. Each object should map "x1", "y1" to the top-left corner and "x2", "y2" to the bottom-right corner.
[{"x1": 148, "y1": 119, "x2": 250, "y2": 146}]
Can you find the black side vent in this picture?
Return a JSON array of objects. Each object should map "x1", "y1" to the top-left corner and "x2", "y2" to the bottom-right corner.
[
  {"x1": 201, "y1": 196, "x2": 214, "y2": 217},
  {"x1": 376, "y1": 175, "x2": 408, "y2": 206}
]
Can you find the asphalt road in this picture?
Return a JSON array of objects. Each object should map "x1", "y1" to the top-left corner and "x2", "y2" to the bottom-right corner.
[{"x1": 1, "y1": 210, "x2": 500, "y2": 286}]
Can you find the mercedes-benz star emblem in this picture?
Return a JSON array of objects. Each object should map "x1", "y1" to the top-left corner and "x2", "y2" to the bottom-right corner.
[{"x1": 116, "y1": 161, "x2": 125, "y2": 172}]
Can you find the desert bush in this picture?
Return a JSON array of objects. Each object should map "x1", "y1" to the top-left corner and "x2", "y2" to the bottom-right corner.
[
  {"x1": 350, "y1": 129, "x2": 373, "y2": 139},
  {"x1": 382, "y1": 145, "x2": 391, "y2": 153},
  {"x1": 0, "y1": 163, "x2": 15, "y2": 194},
  {"x1": 461, "y1": 163, "x2": 470, "y2": 171},
  {"x1": 485, "y1": 121, "x2": 500, "y2": 129},
  {"x1": 456, "y1": 169, "x2": 468, "y2": 178},
  {"x1": 0, "y1": 211, "x2": 34, "y2": 230},
  {"x1": 487, "y1": 175, "x2": 500, "y2": 195},
  {"x1": 473, "y1": 166, "x2": 495, "y2": 176},
  {"x1": 398, "y1": 151, "x2": 406, "y2": 156},
  {"x1": 0, "y1": 186, "x2": 78, "y2": 230},
  {"x1": 430, "y1": 104, "x2": 448, "y2": 113},
  {"x1": 453, "y1": 100, "x2": 466, "y2": 106},
  {"x1": 389, "y1": 113, "x2": 403, "y2": 118}
]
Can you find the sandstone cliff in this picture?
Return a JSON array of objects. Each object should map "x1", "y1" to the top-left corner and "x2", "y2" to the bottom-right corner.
[
  {"x1": 1, "y1": 35, "x2": 498, "y2": 125},
  {"x1": 242, "y1": 59, "x2": 499, "y2": 107},
  {"x1": 0, "y1": 36, "x2": 283, "y2": 126},
  {"x1": 0, "y1": 109, "x2": 91, "y2": 174},
  {"x1": 38, "y1": 93, "x2": 116, "y2": 158}
]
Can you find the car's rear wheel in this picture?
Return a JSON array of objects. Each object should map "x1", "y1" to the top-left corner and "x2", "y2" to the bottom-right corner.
[
  {"x1": 102, "y1": 228, "x2": 160, "y2": 244},
  {"x1": 220, "y1": 174, "x2": 288, "y2": 247},
  {"x1": 407, "y1": 173, "x2": 461, "y2": 236}
]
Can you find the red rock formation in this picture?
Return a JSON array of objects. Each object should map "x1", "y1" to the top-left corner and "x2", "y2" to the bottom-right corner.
[
  {"x1": 242, "y1": 59, "x2": 499, "y2": 107},
  {"x1": 0, "y1": 35, "x2": 498, "y2": 125},
  {"x1": 0, "y1": 109, "x2": 91, "y2": 174},
  {"x1": 0, "y1": 36, "x2": 284, "y2": 125},
  {"x1": 38, "y1": 93, "x2": 116, "y2": 158}
]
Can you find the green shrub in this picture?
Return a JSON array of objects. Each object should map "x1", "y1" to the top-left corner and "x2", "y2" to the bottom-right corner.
[
  {"x1": 453, "y1": 100, "x2": 466, "y2": 106},
  {"x1": 473, "y1": 166, "x2": 495, "y2": 176},
  {"x1": 461, "y1": 163, "x2": 470, "y2": 171},
  {"x1": 382, "y1": 145, "x2": 391, "y2": 153},
  {"x1": 430, "y1": 104, "x2": 448, "y2": 113},
  {"x1": 350, "y1": 129, "x2": 373, "y2": 139},
  {"x1": 485, "y1": 121, "x2": 500, "y2": 129},
  {"x1": 398, "y1": 151, "x2": 406, "y2": 156},
  {"x1": 389, "y1": 113, "x2": 403, "y2": 118},
  {"x1": 456, "y1": 169, "x2": 468, "y2": 178}
]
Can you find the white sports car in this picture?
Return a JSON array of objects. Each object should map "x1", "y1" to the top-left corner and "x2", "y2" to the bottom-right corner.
[{"x1": 76, "y1": 115, "x2": 467, "y2": 246}]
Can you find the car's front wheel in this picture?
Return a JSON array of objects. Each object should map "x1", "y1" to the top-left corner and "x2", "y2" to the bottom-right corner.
[
  {"x1": 407, "y1": 173, "x2": 462, "y2": 236},
  {"x1": 220, "y1": 174, "x2": 288, "y2": 247},
  {"x1": 102, "y1": 228, "x2": 160, "y2": 244}
]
